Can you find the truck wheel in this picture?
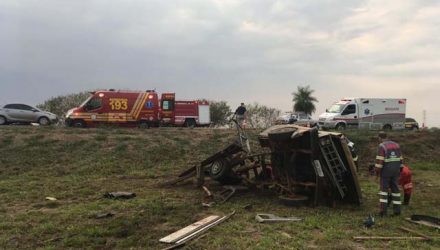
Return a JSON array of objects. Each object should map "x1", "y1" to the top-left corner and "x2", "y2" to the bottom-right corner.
[
  {"x1": 335, "y1": 123, "x2": 346, "y2": 130},
  {"x1": 0, "y1": 116, "x2": 8, "y2": 125},
  {"x1": 38, "y1": 117, "x2": 50, "y2": 126},
  {"x1": 383, "y1": 124, "x2": 392, "y2": 130},
  {"x1": 139, "y1": 121, "x2": 150, "y2": 129},
  {"x1": 72, "y1": 120, "x2": 86, "y2": 128},
  {"x1": 184, "y1": 119, "x2": 196, "y2": 128},
  {"x1": 209, "y1": 158, "x2": 241, "y2": 184}
]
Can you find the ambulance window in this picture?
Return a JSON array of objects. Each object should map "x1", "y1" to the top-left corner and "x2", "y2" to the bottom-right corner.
[
  {"x1": 86, "y1": 98, "x2": 102, "y2": 110},
  {"x1": 342, "y1": 104, "x2": 356, "y2": 115}
]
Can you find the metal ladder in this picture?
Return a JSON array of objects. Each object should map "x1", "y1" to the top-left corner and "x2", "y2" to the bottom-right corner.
[{"x1": 319, "y1": 136, "x2": 348, "y2": 198}]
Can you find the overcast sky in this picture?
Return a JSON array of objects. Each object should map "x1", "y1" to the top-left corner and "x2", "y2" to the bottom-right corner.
[{"x1": 1, "y1": 0, "x2": 439, "y2": 126}]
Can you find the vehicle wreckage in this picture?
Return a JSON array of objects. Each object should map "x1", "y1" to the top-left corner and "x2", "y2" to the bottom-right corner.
[{"x1": 166, "y1": 123, "x2": 362, "y2": 207}]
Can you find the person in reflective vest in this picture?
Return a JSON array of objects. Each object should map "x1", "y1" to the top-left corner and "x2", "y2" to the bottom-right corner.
[
  {"x1": 375, "y1": 131, "x2": 403, "y2": 216},
  {"x1": 399, "y1": 165, "x2": 413, "y2": 205}
]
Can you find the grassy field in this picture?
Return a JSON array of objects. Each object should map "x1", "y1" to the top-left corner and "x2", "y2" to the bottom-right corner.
[{"x1": 0, "y1": 126, "x2": 439, "y2": 249}]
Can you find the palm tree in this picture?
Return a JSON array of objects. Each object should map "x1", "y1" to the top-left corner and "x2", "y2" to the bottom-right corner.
[{"x1": 292, "y1": 85, "x2": 318, "y2": 115}]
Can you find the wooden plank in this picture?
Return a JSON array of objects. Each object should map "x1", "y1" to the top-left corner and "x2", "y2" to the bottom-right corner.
[
  {"x1": 176, "y1": 211, "x2": 236, "y2": 244},
  {"x1": 159, "y1": 215, "x2": 221, "y2": 243},
  {"x1": 353, "y1": 236, "x2": 428, "y2": 241},
  {"x1": 405, "y1": 218, "x2": 440, "y2": 229},
  {"x1": 399, "y1": 226, "x2": 431, "y2": 240}
]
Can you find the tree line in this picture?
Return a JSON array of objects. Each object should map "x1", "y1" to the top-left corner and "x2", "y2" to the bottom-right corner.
[{"x1": 37, "y1": 85, "x2": 317, "y2": 129}]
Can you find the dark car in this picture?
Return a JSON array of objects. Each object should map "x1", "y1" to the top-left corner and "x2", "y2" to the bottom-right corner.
[
  {"x1": 405, "y1": 118, "x2": 419, "y2": 130},
  {"x1": 0, "y1": 104, "x2": 58, "y2": 126}
]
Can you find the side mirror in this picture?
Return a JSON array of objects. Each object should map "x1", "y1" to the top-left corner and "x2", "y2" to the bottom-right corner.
[{"x1": 32, "y1": 109, "x2": 38, "y2": 112}]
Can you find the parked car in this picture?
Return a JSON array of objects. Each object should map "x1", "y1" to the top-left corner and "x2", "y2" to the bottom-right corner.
[
  {"x1": 275, "y1": 112, "x2": 318, "y2": 127},
  {"x1": 405, "y1": 117, "x2": 419, "y2": 130},
  {"x1": 0, "y1": 104, "x2": 58, "y2": 126}
]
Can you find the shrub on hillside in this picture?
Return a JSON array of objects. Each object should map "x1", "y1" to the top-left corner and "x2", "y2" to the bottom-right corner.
[{"x1": 37, "y1": 92, "x2": 91, "y2": 119}]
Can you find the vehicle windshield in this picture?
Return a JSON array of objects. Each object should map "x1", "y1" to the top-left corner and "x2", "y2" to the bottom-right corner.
[
  {"x1": 79, "y1": 95, "x2": 93, "y2": 107},
  {"x1": 327, "y1": 104, "x2": 345, "y2": 113}
]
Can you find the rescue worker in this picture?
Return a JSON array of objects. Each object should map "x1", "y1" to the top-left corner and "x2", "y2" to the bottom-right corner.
[
  {"x1": 374, "y1": 131, "x2": 403, "y2": 216},
  {"x1": 388, "y1": 164, "x2": 413, "y2": 206},
  {"x1": 399, "y1": 164, "x2": 413, "y2": 205},
  {"x1": 234, "y1": 103, "x2": 247, "y2": 128}
]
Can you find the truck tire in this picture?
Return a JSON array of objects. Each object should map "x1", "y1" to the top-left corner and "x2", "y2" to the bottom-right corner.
[
  {"x1": 139, "y1": 121, "x2": 150, "y2": 129},
  {"x1": 209, "y1": 158, "x2": 241, "y2": 184},
  {"x1": 38, "y1": 117, "x2": 50, "y2": 126},
  {"x1": 279, "y1": 195, "x2": 309, "y2": 207},
  {"x1": 335, "y1": 123, "x2": 346, "y2": 130},
  {"x1": 0, "y1": 116, "x2": 8, "y2": 125},
  {"x1": 184, "y1": 119, "x2": 196, "y2": 128},
  {"x1": 383, "y1": 124, "x2": 392, "y2": 130},
  {"x1": 72, "y1": 119, "x2": 86, "y2": 128}
]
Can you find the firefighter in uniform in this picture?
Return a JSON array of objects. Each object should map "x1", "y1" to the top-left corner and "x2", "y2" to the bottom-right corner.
[{"x1": 375, "y1": 131, "x2": 403, "y2": 216}]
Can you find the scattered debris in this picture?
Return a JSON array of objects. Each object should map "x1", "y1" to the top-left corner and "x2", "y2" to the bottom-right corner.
[
  {"x1": 354, "y1": 224, "x2": 438, "y2": 241},
  {"x1": 217, "y1": 185, "x2": 247, "y2": 203},
  {"x1": 281, "y1": 232, "x2": 293, "y2": 239},
  {"x1": 202, "y1": 186, "x2": 213, "y2": 198},
  {"x1": 406, "y1": 215, "x2": 440, "y2": 229},
  {"x1": 95, "y1": 212, "x2": 115, "y2": 219},
  {"x1": 363, "y1": 214, "x2": 375, "y2": 228},
  {"x1": 103, "y1": 192, "x2": 136, "y2": 199},
  {"x1": 399, "y1": 226, "x2": 431, "y2": 241},
  {"x1": 201, "y1": 202, "x2": 215, "y2": 208},
  {"x1": 243, "y1": 204, "x2": 253, "y2": 211},
  {"x1": 167, "y1": 125, "x2": 362, "y2": 207},
  {"x1": 45, "y1": 197, "x2": 57, "y2": 201},
  {"x1": 353, "y1": 236, "x2": 429, "y2": 241},
  {"x1": 255, "y1": 214, "x2": 302, "y2": 223},
  {"x1": 160, "y1": 211, "x2": 235, "y2": 247}
]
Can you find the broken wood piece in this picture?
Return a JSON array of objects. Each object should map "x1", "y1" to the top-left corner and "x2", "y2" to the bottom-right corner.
[
  {"x1": 353, "y1": 236, "x2": 428, "y2": 241},
  {"x1": 175, "y1": 211, "x2": 236, "y2": 244},
  {"x1": 202, "y1": 186, "x2": 212, "y2": 198},
  {"x1": 399, "y1": 226, "x2": 431, "y2": 241},
  {"x1": 159, "y1": 215, "x2": 221, "y2": 243},
  {"x1": 103, "y1": 192, "x2": 136, "y2": 199},
  {"x1": 405, "y1": 218, "x2": 440, "y2": 229},
  {"x1": 161, "y1": 242, "x2": 185, "y2": 250},
  {"x1": 255, "y1": 214, "x2": 302, "y2": 223}
]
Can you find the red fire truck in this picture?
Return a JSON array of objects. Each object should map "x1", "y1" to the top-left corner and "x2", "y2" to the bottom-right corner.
[{"x1": 65, "y1": 90, "x2": 210, "y2": 128}]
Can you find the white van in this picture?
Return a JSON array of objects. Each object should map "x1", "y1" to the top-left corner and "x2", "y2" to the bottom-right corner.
[{"x1": 318, "y1": 98, "x2": 406, "y2": 130}]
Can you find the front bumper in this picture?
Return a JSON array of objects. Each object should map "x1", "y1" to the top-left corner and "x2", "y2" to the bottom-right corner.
[{"x1": 318, "y1": 121, "x2": 337, "y2": 129}]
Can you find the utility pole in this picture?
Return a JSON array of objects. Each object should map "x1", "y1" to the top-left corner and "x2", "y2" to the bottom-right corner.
[{"x1": 422, "y1": 110, "x2": 426, "y2": 129}]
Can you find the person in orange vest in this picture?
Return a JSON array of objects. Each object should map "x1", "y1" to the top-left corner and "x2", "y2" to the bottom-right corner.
[
  {"x1": 375, "y1": 131, "x2": 403, "y2": 216},
  {"x1": 387, "y1": 164, "x2": 413, "y2": 207},
  {"x1": 399, "y1": 164, "x2": 413, "y2": 205}
]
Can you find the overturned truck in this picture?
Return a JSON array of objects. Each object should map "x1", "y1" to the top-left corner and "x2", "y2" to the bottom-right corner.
[{"x1": 169, "y1": 125, "x2": 362, "y2": 207}]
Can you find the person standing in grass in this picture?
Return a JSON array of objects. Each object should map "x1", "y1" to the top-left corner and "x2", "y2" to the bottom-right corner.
[
  {"x1": 374, "y1": 131, "x2": 403, "y2": 216},
  {"x1": 234, "y1": 103, "x2": 247, "y2": 128}
]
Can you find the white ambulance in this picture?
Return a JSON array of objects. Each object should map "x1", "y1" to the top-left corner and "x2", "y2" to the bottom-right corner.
[{"x1": 318, "y1": 98, "x2": 406, "y2": 130}]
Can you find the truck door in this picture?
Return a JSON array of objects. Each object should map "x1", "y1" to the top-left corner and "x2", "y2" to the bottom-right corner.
[
  {"x1": 341, "y1": 104, "x2": 358, "y2": 128},
  {"x1": 160, "y1": 93, "x2": 175, "y2": 124},
  {"x1": 84, "y1": 97, "x2": 104, "y2": 123}
]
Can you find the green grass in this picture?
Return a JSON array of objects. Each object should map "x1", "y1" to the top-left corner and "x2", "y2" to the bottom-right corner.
[{"x1": 0, "y1": 126, "x2": 439, "y2": 249}]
